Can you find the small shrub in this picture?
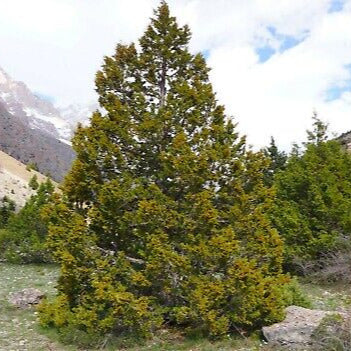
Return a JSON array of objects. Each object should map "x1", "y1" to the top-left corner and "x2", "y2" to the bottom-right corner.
[
  {"x1": 26, "y1": 162, "x2": 38, "y2": 172},
  {"x1": 289, "y1": 240, "x2": 351, "y2": 283},
  {"x1": 281, "y1": 277, "x2": 312, "y2": 308},
  {"x1": 312, "y1": 250, "x2": 351, "y2": 284},
  {"x1": 0, "y1": 232, "x2": 50, "y2": 264}
]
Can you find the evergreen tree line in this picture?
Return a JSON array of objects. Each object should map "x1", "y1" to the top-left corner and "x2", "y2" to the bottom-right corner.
[
  {"x1": 1, "y1": 1, "x2": 351, "y2": 341},
  {"x1": 266, "y1": 114, "x2": 351, "y2": 272}
]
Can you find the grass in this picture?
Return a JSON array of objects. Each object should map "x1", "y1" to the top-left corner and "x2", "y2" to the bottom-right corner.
[
  {"x1": 300, "y1": 280, "x2": 351, "y2": 311},
  {"x1": 0, "y1": 263, "x2": 67, "y2": 350},
  {"x1": 0, "y1": 263, "x2": 350, "y2": 350},
  {"x1": 57, "y1": 332, "x2": 268, "y2": 351}
]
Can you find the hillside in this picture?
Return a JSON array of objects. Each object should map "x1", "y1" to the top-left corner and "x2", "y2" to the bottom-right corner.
[
  {"x1": 0, "y1": 101, "x2": 75, "y2": 181},
  {"x1": 0, "y1": 149, "x2": 55, "y2": 208}
]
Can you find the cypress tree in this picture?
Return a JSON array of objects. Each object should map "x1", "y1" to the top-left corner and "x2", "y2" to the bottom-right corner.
[{"x1": 41, "y1": 2, "x2": 287, "y2": 338}]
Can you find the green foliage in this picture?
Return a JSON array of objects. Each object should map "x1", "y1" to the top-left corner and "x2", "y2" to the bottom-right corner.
[
  {"x1": 40, "y1": 2, "x2": 288, "y2": 339},
  {"x1": 0, "y1": 196, "x2": 15, "y2": 228},
  {"x1": 272, "y1": 115, "x2": 351, "y2": 263},
  {"x1": 29, "y1": 174, "x2": 39, "y2": 190},
  {"x1": 26, "y1": 162, "x2": 38, "y2": 172},
  {"x1": 280, "y1": 277, "x2": 311, "y2": 308},
  {"x1": 0, "y1": 179, "x2": 55, "y2": 263},
  {"x1": 262, "y1": 137, "x2": 287, "y2": 186},
  {"x1": 306, "y1": 111, "x2": 329, "y2": 145}
]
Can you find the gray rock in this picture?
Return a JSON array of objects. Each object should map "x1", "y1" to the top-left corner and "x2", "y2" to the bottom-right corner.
[
  {"x1": 262, "y1": 306, "x2": 345, "y2": 349},
  {"x1": 8, "y1": 288, "x2": 45, "y2": 308}
]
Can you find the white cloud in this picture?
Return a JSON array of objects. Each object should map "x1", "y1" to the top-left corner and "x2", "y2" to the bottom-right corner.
[
  {"x1": 0, "y1": 0, "x2": 78, "y2": 42},
  {"x1": 0, "y1": 0, "x2": 350, "y2": 149}
]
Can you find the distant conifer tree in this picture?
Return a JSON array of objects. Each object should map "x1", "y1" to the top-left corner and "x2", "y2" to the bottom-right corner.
[{"x1": 29, "y1": 174, "x2": 39, "y2": 190}]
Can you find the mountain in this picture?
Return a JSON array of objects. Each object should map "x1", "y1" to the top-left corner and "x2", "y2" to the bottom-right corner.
[
  {"x1": 0, "y1": 149, "x2": 56, "y2": 208},
  {"x1": 60, "y1": 103, "x2": 97, "y2": 129},
  {"x1": 0, "y1": 67, "x2": 72, "y2": 142},
  {"x1": 0, "y1": 101, "x2": 75, "y2": 181},
  {"x1": 0, "y1": 66, "x2": 99, "y2": 181}
]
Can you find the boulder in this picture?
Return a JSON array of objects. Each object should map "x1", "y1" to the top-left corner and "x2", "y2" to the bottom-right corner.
[
  {"x1": 262, "y1": 306, "x2": 345, "y2": 349},
  {"x1": 8, "y1": 288, "x2": 45, "y2": 308}
]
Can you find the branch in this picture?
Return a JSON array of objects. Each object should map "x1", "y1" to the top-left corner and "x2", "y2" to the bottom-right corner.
[
  {"x1": 96, "y1": 246, "x2": 145, "y2": 265},
  {"x1": 125, "y1": 255, "x2": 145, "y2": 265}
]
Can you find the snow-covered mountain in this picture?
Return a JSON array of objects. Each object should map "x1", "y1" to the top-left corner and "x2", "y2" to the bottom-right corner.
[
  {"x1": 60, "y1": 102, "x2": 98, "y2": 129},
  {"x1": 0, "y1": 66, "x2": 72, "y2": 141}
]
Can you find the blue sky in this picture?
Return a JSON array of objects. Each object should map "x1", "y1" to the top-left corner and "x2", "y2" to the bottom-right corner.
[
  {"x1": 256, "y1": 27, "x2": 307, "y2": 63},
  {"x1": 0, "y1": 0, "x2": 350, "y2": 149},
  {"x1": 329, "y1": 0, "x2": 345, "y2": 12},
  {"x1": 254, "y1": 0, "x2": 350, "y2": 109}
]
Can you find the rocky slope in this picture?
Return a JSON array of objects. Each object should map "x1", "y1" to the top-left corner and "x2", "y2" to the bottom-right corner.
[
  {"x1": 0, "y1": 149, "x2": 55, "y2": 208},
  {"x1": 0, "y1": 101, "x2": 75, "y2": 181}
]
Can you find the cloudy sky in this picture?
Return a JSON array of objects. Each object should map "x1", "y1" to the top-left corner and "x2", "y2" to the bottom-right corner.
[{"x1": 0, "y1": 0, "x2": 350, "y2": 148}]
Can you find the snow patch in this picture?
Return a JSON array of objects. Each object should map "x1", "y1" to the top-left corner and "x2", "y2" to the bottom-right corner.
[
  {"x1": 59, "y1": 138, "x2": 72, "y2": 146},
  {"x1": 0, "y1": 69, "x2": 8, "y2": 85},
  {"x1": 23, "y1": 107, "x2": 72, "y2": 140}
]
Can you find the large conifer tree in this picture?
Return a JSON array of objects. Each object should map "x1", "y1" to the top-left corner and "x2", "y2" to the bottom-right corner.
[{"x1": 41, "y1": 2, "x2": 287, "y2": 337}]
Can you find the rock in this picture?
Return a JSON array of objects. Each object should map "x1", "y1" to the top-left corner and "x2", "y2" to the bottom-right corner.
[
  {"x1": 262, "y1": 306, "x2": 346, "y2": 349},
  {"x1": 8, "y1": 288, "x2": 45, "y2": 308}
]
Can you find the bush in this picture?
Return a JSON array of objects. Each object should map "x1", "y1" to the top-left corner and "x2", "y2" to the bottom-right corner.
[
  {"x1": 308, "y1": 249, "x2": 351, "y2": 284},
  {"x1": 280, "y1": 277, "x2": 311, "y2": 308},
  {"x1": 0, "y1": 228, "x2": 50, "y2": 263},
  {"x1": 0, "y1": 179, "x2": 55, "y2": 263},
  {"x1": 26, "y1": 162, "x2": 38, "y2": 172}
]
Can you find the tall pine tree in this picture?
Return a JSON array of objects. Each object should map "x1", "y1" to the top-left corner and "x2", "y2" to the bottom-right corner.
[{"x1": 41, "y1": 2, "x2": 288, "y2": 338}]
